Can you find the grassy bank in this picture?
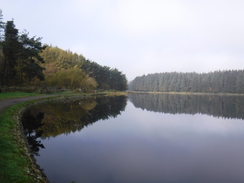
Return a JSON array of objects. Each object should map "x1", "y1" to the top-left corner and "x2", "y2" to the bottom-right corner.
[
  {"x1": 0, "y1": 90, "x2": 124, "y2": 101},
  {"x1": 0, "y1": 100, "x2": 48, "y2": 183},
  {"x1": 0, "y1": 92, "x2": 45, "y2": 100}
]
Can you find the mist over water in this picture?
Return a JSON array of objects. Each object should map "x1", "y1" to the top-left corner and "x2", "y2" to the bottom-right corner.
[{"x1": 22, "y1": 94, "x2": 244, "y2": 183}]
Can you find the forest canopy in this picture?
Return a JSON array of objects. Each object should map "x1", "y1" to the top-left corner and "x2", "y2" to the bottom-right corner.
[
  {"x1": 35, "y1": 46, "x2": 128, "y2": 91},
  {"x1": 130, "y1": 70, "x2": 244, "y2": 94},
  {"x1": 0, "y1": 10, "x2": 128, "y2": 92}
]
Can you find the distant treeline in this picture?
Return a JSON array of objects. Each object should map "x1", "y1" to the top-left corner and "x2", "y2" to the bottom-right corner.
[
  {"x1": 130, "y1": 70, "x2": 244, "y2": 93},
  {"x1": 129, "y1": 93, "x2": 244, "y2": 119}
]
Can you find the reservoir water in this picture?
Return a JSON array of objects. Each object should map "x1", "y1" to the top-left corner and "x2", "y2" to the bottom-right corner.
[{"x1": 22, "y1": 94, "x2": 244, "y2": 183}]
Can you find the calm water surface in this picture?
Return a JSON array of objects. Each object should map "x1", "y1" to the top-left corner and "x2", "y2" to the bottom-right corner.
[{"x1": 22, "y1": 94, "x2": 244, "y2": 183}]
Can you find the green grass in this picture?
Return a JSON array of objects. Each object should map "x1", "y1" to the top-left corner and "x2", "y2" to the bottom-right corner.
[
  {"x1": 0, "y1": 92, "x2": 44, "y2": 100},
  {"x1": 0, "y1": 102, "x2": 35, "y2": 182},
  {"x1": 0, "y1": 91, "x2": 79, "y2": 100},
  {"x1": 0, "y1": 90, "x2": 129, "y2": 101}
]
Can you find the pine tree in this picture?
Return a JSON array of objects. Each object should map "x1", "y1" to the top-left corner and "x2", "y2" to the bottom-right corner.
[
  {"x1": 18, "y1": 31, "x2": 46, "y2": 86},
  {"x1": 2, "y1": 21, "x2": 20, "y2": 86}
]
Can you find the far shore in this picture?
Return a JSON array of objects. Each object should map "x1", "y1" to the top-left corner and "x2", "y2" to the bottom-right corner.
[{"x1": 129, "y1": 91, "x2": 244, "y2": 96}]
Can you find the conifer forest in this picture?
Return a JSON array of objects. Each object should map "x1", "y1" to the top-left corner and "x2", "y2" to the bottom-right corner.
[{"x1": 130, "y1": 70, "x2": 244, "y2": 93}]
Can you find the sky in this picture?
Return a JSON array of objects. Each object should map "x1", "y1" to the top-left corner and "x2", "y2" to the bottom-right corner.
[{"x1": 1, "y1": 0, "x2": 244, "y2": 81}]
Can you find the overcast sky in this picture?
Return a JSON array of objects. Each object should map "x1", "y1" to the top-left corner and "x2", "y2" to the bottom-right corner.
[{"x1": 1, "y1": 0, "x2": 244, "y2": 81}]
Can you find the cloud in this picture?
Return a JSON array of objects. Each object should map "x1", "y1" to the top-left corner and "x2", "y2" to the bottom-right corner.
[
  {"x1": 114, "y1": 0, "x2": 191, "y2": 37},
  {"x1": 1, "y1": 0, "x2": 244, "y2": 81}
]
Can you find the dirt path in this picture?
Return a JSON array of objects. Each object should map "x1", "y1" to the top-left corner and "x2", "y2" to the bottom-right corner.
[{"x1": 0, "y1": 95, "x2": 56, "y2": 113}]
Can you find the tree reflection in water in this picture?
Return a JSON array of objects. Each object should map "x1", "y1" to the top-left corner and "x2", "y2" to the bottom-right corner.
[
  {"x1": 21, "y1": 94, "x2": 244, "y2": 183},
  {"x1": 22, "y1": 111, "x2": 45, "y2": 156},
  {"x1": 22, "y1": 96, "x2": 127, "y2": 156},
  {"x1": 129, "y1": 93, "x2": 244, "y2": 119}
]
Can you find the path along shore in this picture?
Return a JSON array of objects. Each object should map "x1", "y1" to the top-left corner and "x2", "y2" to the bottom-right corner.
[
  {"x1": 0, "y1": 95, "x2": 55, "y2": 112},
  {"x1": 0, "y1": 95, "x2": 58, "y2": 183}
]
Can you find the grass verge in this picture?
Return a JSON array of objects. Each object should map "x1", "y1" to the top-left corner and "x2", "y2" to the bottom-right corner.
[
  {"x1": 0, "y1": 91, "x2": 95, "y2": 101},
  {"x1": 0, "y1": 92, "x2": 45, "y2": 100},
  {"x1": 0, "y1": 100, "x2": 48, "y2": 182}
]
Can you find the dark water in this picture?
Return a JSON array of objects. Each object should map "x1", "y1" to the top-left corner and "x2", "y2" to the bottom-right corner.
[{"x1": 22, "y1": 94, "x2": 244, "y2": 183}]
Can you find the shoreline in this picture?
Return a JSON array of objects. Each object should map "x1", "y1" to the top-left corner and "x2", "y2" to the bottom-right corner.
[
  {"x1": 1, "y1": 92, "x2": 124, "y2": 182},
  {"x1": 1, "y1": 91, "x2": 243, "y2": 182},
  {"x1": 17, "y1": 95, "x2": 97, "y2": 182},
  {"x1": 0, "y1": 94, "x2": 92, "y2": 182},
  {"x1": 129, "y1": 91, "x2": 244, "y2": 96}
]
